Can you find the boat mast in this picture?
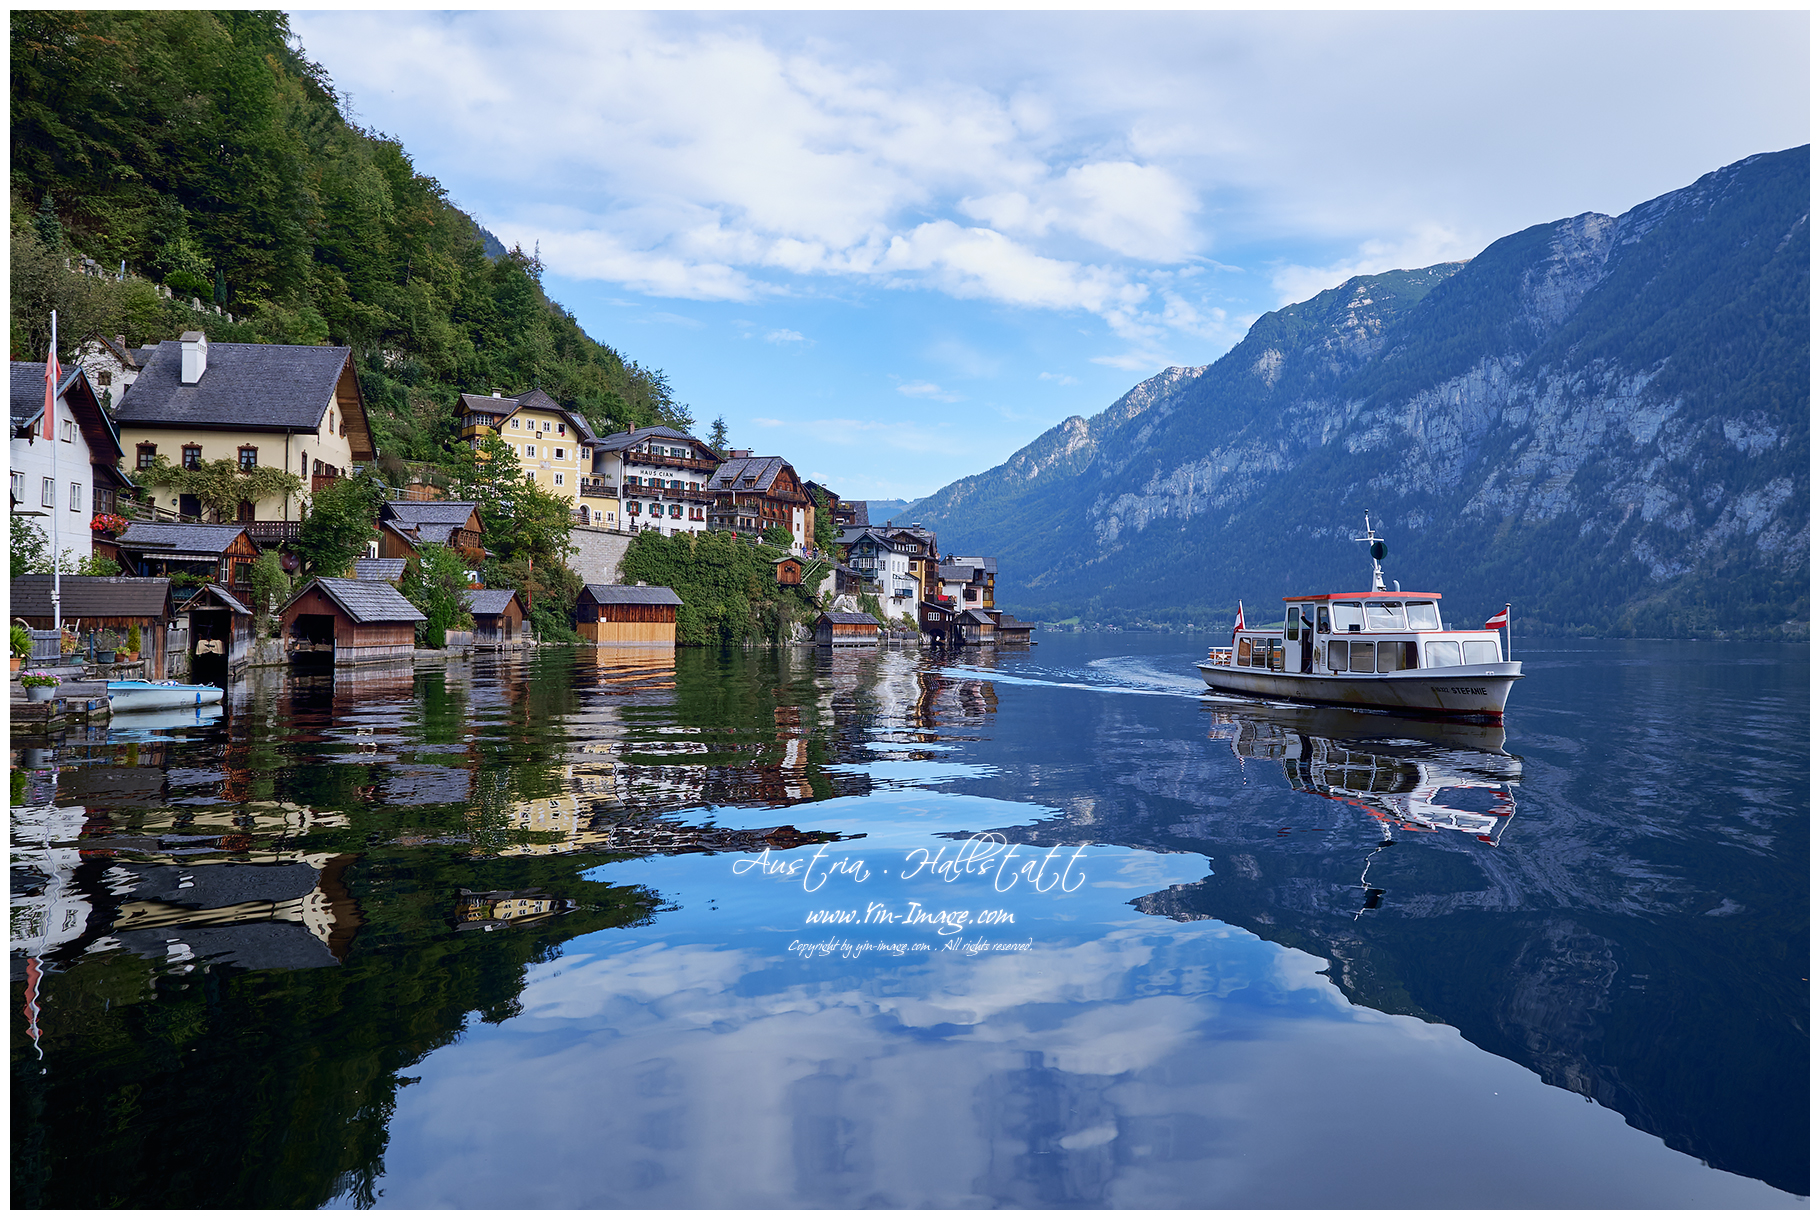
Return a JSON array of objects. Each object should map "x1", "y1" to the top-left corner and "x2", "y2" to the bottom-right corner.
[{"x1": 1353, "y1": 512, "x2": 1387, "y2": 592}]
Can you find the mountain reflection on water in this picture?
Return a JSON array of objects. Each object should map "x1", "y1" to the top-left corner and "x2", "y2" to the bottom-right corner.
[{"x1": 10, "y1": 638, "x2": 1807, "y2": 1207}]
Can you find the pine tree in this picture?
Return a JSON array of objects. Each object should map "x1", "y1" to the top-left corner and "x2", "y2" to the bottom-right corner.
[{"x1": 33, "y1": 191, "x2": 61, "y2": 251}]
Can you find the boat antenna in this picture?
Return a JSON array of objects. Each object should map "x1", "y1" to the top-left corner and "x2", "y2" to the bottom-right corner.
[{"x1": 1352, "y1": 512, "x2": 1387, "y2": 592}]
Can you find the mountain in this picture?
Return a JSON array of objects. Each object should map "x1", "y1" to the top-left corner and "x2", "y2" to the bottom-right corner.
[{"x1": 911, "y1": 148, "x2": 1809, "y2": 638}]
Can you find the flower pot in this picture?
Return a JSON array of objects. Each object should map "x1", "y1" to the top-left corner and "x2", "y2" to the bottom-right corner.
[
  {"x1": 25, "y1": 685, "x2": 54, "y2": 702},
  {"x1": 96, "y1": 650, "x2": 116, "y2": 664},
  {"x1": 9, "y1": 658, "x2": 19, "y2": 674}
]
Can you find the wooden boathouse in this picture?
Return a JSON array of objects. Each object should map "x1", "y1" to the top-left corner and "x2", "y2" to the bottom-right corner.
[
  {"x1": 279, "y1": 577, "x2": 426, "y2": 666},
  {"x1": 575, "y1": 584, "x2": 684, "y2": 645},
  {"x1": 463, "y1": 588, "x2": 527, "y2": 648},
  {"x1": 814, "y1": 611, "x2": 880, "y2": 646},
  {"x1": 10, "y1": 575, "x2": 174, "y2": 678},
  {"x1": 187, "y1": 584, "x2": 255, "y2": 681}
]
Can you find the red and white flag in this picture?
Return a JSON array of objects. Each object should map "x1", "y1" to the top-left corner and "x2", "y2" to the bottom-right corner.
[
  {"x1": 1233, "y1": 601, "x2": 1246, "y2": 634},
  {"x1": 42, "y1": 342, "x2": 60, "y2": 440},
  {"x1": 1484, "y1": 607, "x2": 1509, "y2": 629}
]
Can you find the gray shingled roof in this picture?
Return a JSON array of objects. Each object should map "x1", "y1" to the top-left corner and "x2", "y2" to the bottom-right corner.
[
  {"x1": 964, "y1": 609, "x2": 997, "y2": 624},
  {"x1": 11, "y1": 575, "x2": 173, "y2": 618},
  {"x1": 592, "y1": 424, "x2": 705, "y2": 455},
  {"x1": 288, "y1": 577, "x2": 426, "y2": 624},
  {"x1": 200, "y1": 584, "x2": 252, "y2": 616},
  {"x1": 462, "y1": 588, "x2": 522, "y2": 616},
  {"x1": 711, "y1": 455, "x2": 788, "y2": 491},
  {"x1": 12, "y1": 362, "x2": 122, "y2": 459},
  {"x1": 116, "y1": 522, "x2": 252, "y2": 555},
  {"x1": 818, "y1": 612, "x2": 879, "y2": 626},
  {"x1": 581, "y1": 583, "x2": 684, "y2": 607},
  {"x1": 382, "y1": 500, "x2": 478, "y2": 526},
  {"x1": 937, "y1": 564, "x2": 976, "y2": 582},
  {"x1": 949, "y1": 556, "x2": 998, "y2": 574},
  {"x1": 114, "y1": 341, "x2": 350, "y2": 432},
  {"x1": 354, "y1": 558, "x2": 408, "y2": 582},
  {"x1": 458, "y1": 390, "x2": 600, "y2": 444}
]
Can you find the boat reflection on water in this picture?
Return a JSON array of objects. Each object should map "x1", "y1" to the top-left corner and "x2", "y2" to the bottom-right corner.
[{"x1": 1210, "y1": 703, "x2": 1519, "y2": 846}]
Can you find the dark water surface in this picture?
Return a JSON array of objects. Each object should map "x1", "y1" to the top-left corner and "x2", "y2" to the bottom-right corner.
[{"x1": 10, "y1": 636, "x2": 1807, "y2": 1207}]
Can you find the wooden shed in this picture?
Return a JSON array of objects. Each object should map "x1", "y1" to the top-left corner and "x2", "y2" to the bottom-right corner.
[
  {"x1": 463, "y1": 588, "x2": 527, "y2": 648},
  {"x1": 993, "y1": 612, "x2": 1035, "y2": 646},
  {"x1": 575, "y1": 584, "x2": 684, "y2": 646},
  {"x1": 774, "y1": 556, "x2": 804, "y2": 587},
  {"x1": 814, "y1": 611, "x2": 880, "y2": 646},
  {"x1": 10, "y1": 576, "x2": 174, "y2": 678},
  {"x1": 279, "y1": 577, "x2": 426, "y2": 666},
  {"x1": 114, "y1": 522, "x2": 261, "y2": 596},
  {"x1": 187, "y1": 583, "x2": 256, "y2": 681}
]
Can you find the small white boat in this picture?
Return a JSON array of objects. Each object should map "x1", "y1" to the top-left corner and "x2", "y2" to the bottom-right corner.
[
  {"x1": 107, "y1": 679, "x2": 224, "y2": 712},
  {"x1": 1198, "y1": 516, "x2": 1521, "y2": 722}
]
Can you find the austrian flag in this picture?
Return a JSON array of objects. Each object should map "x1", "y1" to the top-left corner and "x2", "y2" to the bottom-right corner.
[{"x1": 1484, "y1": 608, "x2": 1510, "y2": 629}]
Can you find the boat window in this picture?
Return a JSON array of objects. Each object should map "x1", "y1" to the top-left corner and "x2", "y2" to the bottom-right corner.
[
  {"x1": 1364, "y1": 601, "x2": 1406, "y2": 630},
  {"x1": 1332, "y1": 602, "x2": 1364, "y2": 633},
  {"x1": 1326, "y1": 642, "x2": 1345, "y2": 672},
  {"x1": 1349, "y1": 641, "x2": 1376, "y2": 672},
  {"x1": 1316, "y1": 605, "x2": 1330, "y2": 634},
  {"x1": 1463, "y1": 638, "x2": 1501, "y2": 664},
  {"x1": 1236, "y1": 638, "x2": 1252, "y2": 665},
  {"x1": 1285, "y1": 610, "x2": 1299, "y2": 641},
  {"x1": 1269, "y1": 642, "x2": 1284, "y2": 672},
  {"x1": 1424, "y1": 640, "x2": 1462, "y2": 668},
  {"x1": 1405, "y1": 601, "x2": 1441, "y2": 630},
  {"x1": 1379, "y1": 641, "x2": 1416, "y2": 672}
]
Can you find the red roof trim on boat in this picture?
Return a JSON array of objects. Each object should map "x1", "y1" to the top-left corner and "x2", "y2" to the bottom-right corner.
[{"x1": 1282, "y1": 591, "x2": 1442, "y2": 601}]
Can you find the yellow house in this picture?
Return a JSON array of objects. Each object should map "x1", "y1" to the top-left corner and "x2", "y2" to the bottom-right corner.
[
  {"x1": 457, "y1": 387, "x2": 612, "y2": 523},
  {"x1": 111, "y1": 332, "x2": 371, "y2": 539}
]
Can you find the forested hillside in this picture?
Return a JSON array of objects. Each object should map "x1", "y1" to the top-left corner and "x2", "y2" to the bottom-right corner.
[
  {"x1": 911, "y1": 148, "x2": 1809, "y2": 639},
  {"x1": 10, "y1": 10, "x2": 690, "y2": 461}
]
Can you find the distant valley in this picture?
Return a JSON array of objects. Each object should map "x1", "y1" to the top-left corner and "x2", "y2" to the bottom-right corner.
[{"x1": 908, "y1": 147, "x2": 1809, "y2": 639}]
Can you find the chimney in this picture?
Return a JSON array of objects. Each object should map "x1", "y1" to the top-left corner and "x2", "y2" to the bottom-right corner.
[
  {"x1": 491, "y1": 389, "x2": 503, "y2": 398},
  {"x1": 180, "y1": 331, "x2": 208, "y2": 385},
  {"x1": 729, "y1": 448, "x2": 752, "y2": 459},
  {"x1": 114, "y1": 334, "x2": 126, "y2": 349}
]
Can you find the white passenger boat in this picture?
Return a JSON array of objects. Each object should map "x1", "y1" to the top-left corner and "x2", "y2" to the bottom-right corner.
[
  {"x1": 1197, "y1": 516, "x2": 1521, "y2": 722},
  {"x1": 107, "y1": 679, "x2": 224, "y2": 712}
]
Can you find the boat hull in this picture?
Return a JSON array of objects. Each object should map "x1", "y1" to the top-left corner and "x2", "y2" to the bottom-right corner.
[
  {"x1": 1196, "y1": 661, "x2": 1521, "y2": 722},
  {"x1": 107, "y1": 681, "x2": 224, "y2": 712}
]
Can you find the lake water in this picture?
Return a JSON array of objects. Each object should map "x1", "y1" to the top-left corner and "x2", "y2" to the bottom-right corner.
[{"x1": 10, "y1": 635, "x2": 1808, "y2": 1208}]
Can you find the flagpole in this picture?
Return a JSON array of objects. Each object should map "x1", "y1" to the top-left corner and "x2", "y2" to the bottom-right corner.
[
  {"x1": 49, "y1": 310, "x2": 61, "y2": 637},
  {"x1": 1506, "y1": 602, "x2": 1512, "y2": 663}
]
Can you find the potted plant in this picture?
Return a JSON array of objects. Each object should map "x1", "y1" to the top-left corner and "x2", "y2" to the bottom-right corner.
[
  {"x1": 10, "y1": 625, "x2": 28, "y2": 674},
  {"x1": 95, "y1": 628, "x2": 123, "y2": 664},
  {"x1": 90, "y1": 512, "x2": 129, "y2": 537},
  {"x1": 19, "y1": 671, "x2": 59, "y2": 702},
  {"x1": 126, "y1": 624, "x2": 142, "y2": 661},
  {"x1": 59, "y1": 626, "x2": 79, "y2": 658}
]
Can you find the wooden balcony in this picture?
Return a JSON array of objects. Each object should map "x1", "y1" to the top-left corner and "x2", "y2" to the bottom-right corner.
[
  {"x1": 311, "y1": 473, "x2": 339, "y2": 494},
  {"x1": 244, "y1": 520, "x2": 303, "y2": 546},
  {"x1": 580, "y1": 483, "x2": 619, "y2": 499}
]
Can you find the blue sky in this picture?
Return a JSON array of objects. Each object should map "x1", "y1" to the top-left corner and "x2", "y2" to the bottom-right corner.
[{"x1": 289, "y1": 10, "x2": 1807, "y2": 503}]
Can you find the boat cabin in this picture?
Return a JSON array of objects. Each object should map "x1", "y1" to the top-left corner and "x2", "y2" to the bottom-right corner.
[{"x1": 1219, "y1": 592, "x2": 1503, "y2": 676}]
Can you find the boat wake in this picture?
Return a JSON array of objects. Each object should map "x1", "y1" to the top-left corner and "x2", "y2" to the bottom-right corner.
[{"x1": 939, "y1": 656, "x2": 1206, "y2": 700}]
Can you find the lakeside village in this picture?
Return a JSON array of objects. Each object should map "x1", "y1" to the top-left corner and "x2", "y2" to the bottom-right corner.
[{"x1": 10, "y1": 329, "x2": 1034, "y2": 717}]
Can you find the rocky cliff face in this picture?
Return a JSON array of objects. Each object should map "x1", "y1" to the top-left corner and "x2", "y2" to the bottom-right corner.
[{"x1": 909, "y1": 147, "x2": 1808, "y2": 636}]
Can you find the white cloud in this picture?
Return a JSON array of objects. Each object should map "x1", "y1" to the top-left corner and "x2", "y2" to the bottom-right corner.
[
  {"x1": 894, "y1": 381, "x2": 962, "y2": 404},
  {"x1": 1039, "y1": 372, "x2": 1079, "y2": 386},
  {"x1": 765, "y1": 329, "x2": 807, "y2": 343}
]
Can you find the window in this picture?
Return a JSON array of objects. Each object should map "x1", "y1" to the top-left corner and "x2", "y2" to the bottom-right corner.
[
  {"x1": 1364, "y1": 601, "x2": 1406, "y2": 630},
  {"x1": 1463, "y1": 638, "x2": 1501, "y2": 665},
  {"x1": 137, "y1": 443, "x2": 158, "y2": 470},
  {"x1": 554, "y1": 447, "x2": 565, "y2": 460},
  {"x1": 1326, "y1": 642, "x2": 1345, "y2": 672},
  {"x1": 1349, "y1": 641, "x2": 1376, "y2": 672},
  {"x1": 1424, "y1": 640, "x2": 1462, "y2": 669},
  {"x1": 554, "y1": 472, "x2": 564, "y2": 486},
  {"x1": 1237, "y1": 639, "x2": 1252, "y2": 665},
  {"x1": 70, "y1": 482, "x2": 81, "y2": 512},
  {"x1": 557, "y1": 423, "x2": 566, "y2": 437},
  {"x1": 1332, "y1": 601, "x2": 1364, "y2": 633},
  {"x1": 1405, "y1": 601, "x2": 1442, "y2": 631},
  {"x1": 628, "y1": 502, "x2": 641, "y2": 516},
  {"x1": 97, "y1": 370, "x2": 112, "y2": 386},
  {"x1": 42, "y1": 477, "x2": 55, "y2": 508},
  {"x1": 511, "y1": 418, "x2": 520, "y2": 429},
  {"x1": 182, "y1": 444, "x2": 203, "y2": 470},
  {"x1": 1378, "y1": 641, "x2": 1416, "y2": 672},
  {"x1": 238, "y1": 445, "x2": 258, "y2": 470},
  {"x1": 593, "y1": 510, "x2": 602, "y2": 523},
  {"x1": 580, "y1": 448, "x2": 590, "y2": 462},
  {"x1": 10, "y1": 471, "x2": 23, "y2": 502},
  {"x1": 61, "y1": 419, "x2": 75, "y2": 443},
  {"x1": 1315, "y1": 605, "x2": 1330, "y2": 634}
]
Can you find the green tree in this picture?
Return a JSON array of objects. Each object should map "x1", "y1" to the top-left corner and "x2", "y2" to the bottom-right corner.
[
  {"x1": 10, "y1": 517, "x2": 48, "y2": 575},
  {"x1": 294, "y1": 470, "x2": 384, "y2": 576},
  {"x1": 32, "y1": 190, "x2": 60, "y2": 251},
  {"x1": 403, "y1": 542, "x2": 473, "y2": 648},
  {"x1": 809, "y1": 487, "x2": 838, "y2": 553},
  {"x1": 247, "y1": 547, "x2": 291, "y2": 630},
  {"x1": 707, "y1": 416, "x2": 729, "y2": 451},
  {"x1": 138, "y1": 456, "x2": 303, "y2": 523},
  {"x1": 762, "y1": 523, "x2": 794, "y2": 548}
]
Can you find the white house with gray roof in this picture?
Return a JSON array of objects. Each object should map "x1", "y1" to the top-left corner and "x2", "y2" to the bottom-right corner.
[
  {"x1": 112, "y1": 331, "x2": 372, "y2": 533},
  {"x1": 590, "y1": 425, "x2": 719, "y2": 537},
  {"x1": 10, "y1": 361, "x2": 127, "y2": 562}
]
